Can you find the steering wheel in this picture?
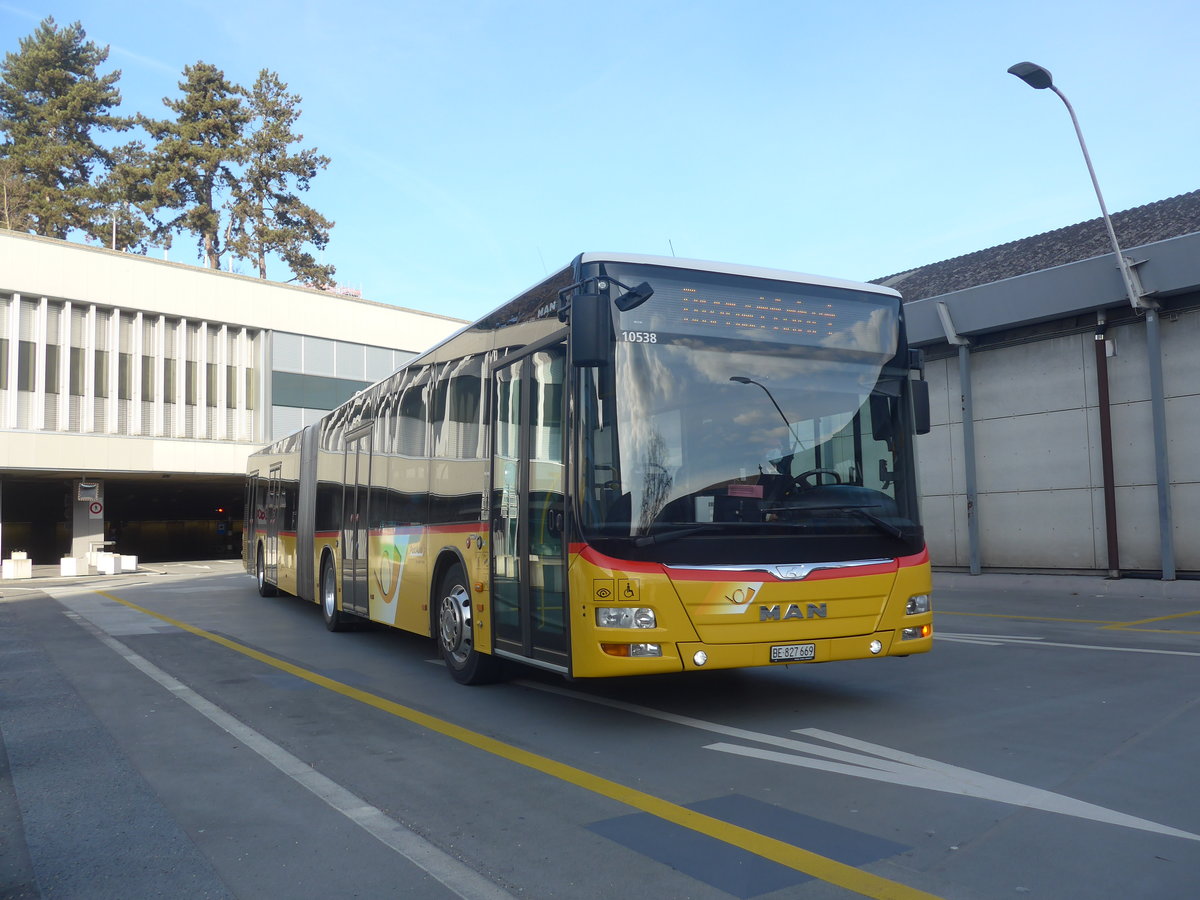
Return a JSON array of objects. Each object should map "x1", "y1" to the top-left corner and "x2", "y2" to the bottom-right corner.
[{"x1": 794, "y1": 468, "x2": 842, "y2": 489}]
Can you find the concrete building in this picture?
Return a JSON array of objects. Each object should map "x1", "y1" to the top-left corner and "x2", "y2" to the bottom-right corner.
[
  {"x1": 0, "y1": 231, "x2": 464, "y2": 564},
  {"x1": 883, "y1": 190, "x2": 1200, "y2": 577}
]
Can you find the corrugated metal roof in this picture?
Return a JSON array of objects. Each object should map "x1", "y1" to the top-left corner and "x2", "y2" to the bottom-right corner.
[{"x1": 873, "y1": 190, "x2": 1200, "y2": 302}]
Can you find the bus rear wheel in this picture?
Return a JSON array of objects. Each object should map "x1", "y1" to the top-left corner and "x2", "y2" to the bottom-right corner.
[
  {"x1": 256, "y1": 545, "x2": 277, "y2": 597},
  {"x1": 436, "y1": 565, "x2": 501, "y2": 685},
  {"x1": 320, "y1": 555, "x2": 349, "y2": 632}
]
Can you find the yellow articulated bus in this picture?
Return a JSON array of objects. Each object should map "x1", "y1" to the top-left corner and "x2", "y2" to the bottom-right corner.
[{"x1": 245, "y1": 253, "x2": 933, "y2": 684}]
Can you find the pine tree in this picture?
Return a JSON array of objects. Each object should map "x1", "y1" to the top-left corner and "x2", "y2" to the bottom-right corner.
[
  {"x1": 91, "y1": 141, "x2": 157, "y2": 252},
  {"x1": 0, "y1": 17, "x2": 130, "y2": 238},
  {"x1": 228, "y1": 70, "x2": 335, "y2": 287},
  {"x1": 0, "y1": 157, "x2": 36, "y2": 232},
  {"x1": 143, "y1": 61, "x2": 249, "y2": 268}
]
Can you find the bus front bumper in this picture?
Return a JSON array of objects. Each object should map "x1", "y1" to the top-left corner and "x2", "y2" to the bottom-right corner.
[
  {"x1": 675, "y1": 628, "x2": 931, "y2": 671},
  {"x1": 571, "y1": 628, "x2": 932, "y2": 677}
]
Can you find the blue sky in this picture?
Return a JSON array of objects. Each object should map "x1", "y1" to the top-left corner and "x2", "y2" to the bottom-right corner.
[{"x1": 4, "y1": 0, "x2": 1198, "y2": 323}]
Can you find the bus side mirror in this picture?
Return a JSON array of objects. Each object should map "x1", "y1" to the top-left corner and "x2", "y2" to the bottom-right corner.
[
  {"x1": 570, "y1": 293, "x2": 612, "y2": 367},
  {"x1": 912, "y1": 380, "x2": 931, "y2": 435}
]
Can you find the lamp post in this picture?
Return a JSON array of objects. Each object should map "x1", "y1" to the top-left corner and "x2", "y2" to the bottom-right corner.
[
  {"x1": 1007, "y1": 61, "x2": 1175, "y2": 580},
  {"x1": 729, "y1": 376, "x2": 804, "y2": 447}
]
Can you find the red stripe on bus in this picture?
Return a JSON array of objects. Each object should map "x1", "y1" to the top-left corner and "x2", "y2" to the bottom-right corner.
[
  {"x1": 429, "y1": 523, "x2": 487, "y2": 534},
  {"x1": 574, "y1": 544, "x2": 666, "y2": 574},
  {"x1": 573, "y1": 543, "x2": 929, "y2": 582}
]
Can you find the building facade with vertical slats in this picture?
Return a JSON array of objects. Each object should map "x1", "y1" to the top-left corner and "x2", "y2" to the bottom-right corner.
[{"x1": 0, "y1": 231, "x2": 464, "y2": 563}]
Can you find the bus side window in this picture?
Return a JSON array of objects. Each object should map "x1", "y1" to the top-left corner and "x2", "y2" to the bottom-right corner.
[
  {"x1": 451, "y1": 358, "x2": 483, "y2": 459},
  {"x1": 398, "y1": 367, "x2": 429, "y2": 458}
]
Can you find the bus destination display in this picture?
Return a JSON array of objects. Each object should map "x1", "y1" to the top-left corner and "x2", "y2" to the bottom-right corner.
[{"x1": 620, "y1": 281, "x2": 899, "y2": 354}]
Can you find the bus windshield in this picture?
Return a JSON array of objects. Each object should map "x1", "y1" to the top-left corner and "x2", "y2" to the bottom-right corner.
[{"x1": 576, "y1": 264, "x2": 921, "y2": 559}]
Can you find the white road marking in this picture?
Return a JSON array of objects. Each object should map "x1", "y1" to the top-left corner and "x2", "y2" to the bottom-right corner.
[
  {"x1": 937, "y1": 632, "x2": 1200, "y2": 657},
  {"x1": 62, "y1": 608, "x2": 513, "y2": 900},
  {"x1": 937, "y1": 633, "x2": 1045, "y2": 641},
  {"x1": 709, "y1": 731, "x2": 1200, "y2": 842},
  {"x1": 55, "y1": 591, "x2": 175, "y2": 635},
  {"x1": 518, "y1": 680, "x2": 1200, "y2": 843}
]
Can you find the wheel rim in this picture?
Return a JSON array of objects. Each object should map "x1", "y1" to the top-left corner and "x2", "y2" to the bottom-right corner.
[
  {"x1": 438, "y1": 582, "x2": 473, "y2": 667},
  {"x1": 257, "y1": 551, "x2": 265, "y2": 588},
  {"x1": 322, "y1": 564, "x2": 336, "y2": 618}
]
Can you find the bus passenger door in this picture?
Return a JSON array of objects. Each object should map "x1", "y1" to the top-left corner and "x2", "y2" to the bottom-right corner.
[
  {"x1": 266, "y1": 465, "x2": 281, "y2": 584},
  {"x1": 341, "y1": 427, "x2": 372, "y2": 616},
  {"x1": 490, "y1": 345, "x2": 568, "y2": 669}
]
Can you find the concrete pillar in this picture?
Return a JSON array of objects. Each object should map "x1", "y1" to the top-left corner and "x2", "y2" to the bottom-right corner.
[
  {"x1": 70, "y1": 479, "x2": 106, "y2": 560},
  {"x1": 2, "y1": 295, "x2": 18, "y2": 428},
  {"x1": 132, "y1": 311, "x2": 144, "y2": 435},
  {"x1": 58, "y1": 300, "x2": 71, "y2": 431}
]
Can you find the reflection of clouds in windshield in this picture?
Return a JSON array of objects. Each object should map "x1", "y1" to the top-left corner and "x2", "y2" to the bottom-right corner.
[
  {"x1": 732, "y1": 406, "x2": 784, "y2": 430},
  {"x1": 675, "y1": 342, "x2": 822, "y2": 384},
  {"x1": 616, "y1": 342, "x2": 674, "y2": 448},
  {"x1": 616, "y1": 343, "x2": 677, "y2": 532},
  {"x1": 613, "y1": 337, "x2": 888, "y2": 530},
  {"x1": 823, "y1": 306, "x2": 898, "y2": 357}
]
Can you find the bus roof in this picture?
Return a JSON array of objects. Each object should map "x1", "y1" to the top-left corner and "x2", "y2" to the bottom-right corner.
[
  {"x1": 411, "y1": 252, "x2": 903, "y2": 373},
  {"x1": 577, "y1": 252, "x2": 902, "y2": 299}
]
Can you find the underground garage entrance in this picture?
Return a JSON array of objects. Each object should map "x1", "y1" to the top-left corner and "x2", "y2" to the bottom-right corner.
[{"x1": 0, "y1": 473, "x2": 245, "y2": 564}]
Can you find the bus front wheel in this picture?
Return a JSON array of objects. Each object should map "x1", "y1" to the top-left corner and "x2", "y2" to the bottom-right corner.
[
  {"x1": 256, "y1": 545, "x2": 277, "y2": 597},
  {"x1": 320, "y1": 555, "x2": 349, "y2": 632},
  {"x1": 436, "y1": 565, "x2": 501, "y2": 685}
]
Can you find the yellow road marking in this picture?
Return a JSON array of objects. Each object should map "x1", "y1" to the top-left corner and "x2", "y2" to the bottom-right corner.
[
  {"x1": 1103, "y1": 610, "x2": 1200, "y2": 631},
  {"x1": 95, "y1": 590, "x2": 940, "y2": 900}
]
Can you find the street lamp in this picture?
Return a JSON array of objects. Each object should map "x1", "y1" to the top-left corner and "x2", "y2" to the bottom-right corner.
[
  {"x1": 1007, "y1": 63, "x2": 1147, "y2": 312},
  {"x1": 729, "y1": 376, "x2": 803, "y2": 446},
  {"x1": 1007, "y1": 61, "x2": 1175, "y2": 580}
]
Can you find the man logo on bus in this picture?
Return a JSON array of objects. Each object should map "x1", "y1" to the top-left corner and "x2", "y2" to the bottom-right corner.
[{"x1": 760, "y1": 603, "x2": 828, "y2": 621}]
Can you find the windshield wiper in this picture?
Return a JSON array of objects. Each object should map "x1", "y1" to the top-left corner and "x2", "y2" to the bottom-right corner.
[
  {"x1": 633, "y1": 524, "x2": 718, "y2": 548},
  {"x1": 844, "y1": 507, "x2": 905, "y2": 538},
  {"x1": 772, "y1": 503, "x2": 906, "y2": 538},
  {"x1": 631, "y1": 522, "x2": 778, "y2": 548}
]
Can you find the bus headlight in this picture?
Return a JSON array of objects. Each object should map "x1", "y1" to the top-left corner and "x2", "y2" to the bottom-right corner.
[
  {"x1": 905, "y1": 594, "x2": 931, "y2": 615},
  {"x1": 902, "y1": 625, "x2": 932, "y2": 640},
  {"x1": 601, "y1": 642, "x2": 663, "y2": 657},
  {"x1": 596, "y1": 607, "x2": 657, "y2": 629}
]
